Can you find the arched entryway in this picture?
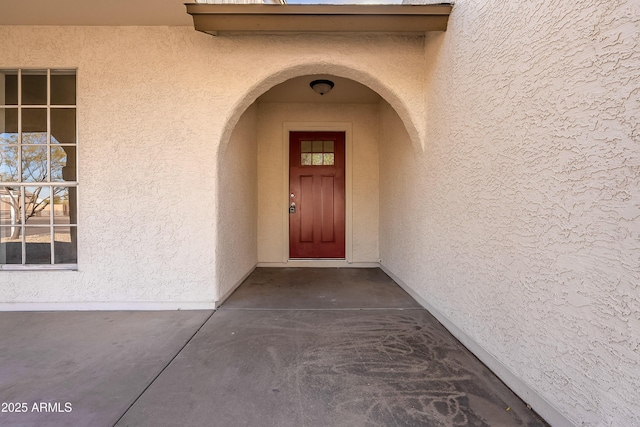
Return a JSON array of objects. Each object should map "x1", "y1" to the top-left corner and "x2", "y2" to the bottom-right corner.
[{"x1": 215, "y1": 65, "x2": 418, "y2": 304}]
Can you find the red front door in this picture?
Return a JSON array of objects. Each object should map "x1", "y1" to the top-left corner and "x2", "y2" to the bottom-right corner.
[{"x1": 289, "y1": 131, "x2": 345, "y2": 258}]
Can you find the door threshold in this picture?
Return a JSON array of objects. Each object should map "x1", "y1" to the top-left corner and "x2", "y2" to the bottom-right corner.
[{"x1": 257, "y1": 260, "x2": 380, "y2": 268}]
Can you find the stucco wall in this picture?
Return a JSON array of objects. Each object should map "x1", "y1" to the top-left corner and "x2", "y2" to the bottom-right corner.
[
  {"x1": 216, "y1": 104, "x2": 258, "y2": 301},
  {"x1": 381, "y1": 1, "x2": 639, "y2": 426},
  {"x1": 0, "y1": 27, "x2": 223, "y2": 307},
  {"x1": 0, "y1": 26, "x2": 421, "y2": 307},
  {"x1": 256, "y1": 102, "x2": 379, "y2": 264},
  {"x1": 1, "y1": 2, "x2": 637, "y2": 424},
  {"x1": 379, "y1": 103, "x2": 423, "y2": 277}
]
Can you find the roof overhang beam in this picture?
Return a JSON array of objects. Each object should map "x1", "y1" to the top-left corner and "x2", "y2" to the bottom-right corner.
[{"x1": 185, "y1": 4, "x2": 452, "y2": 36}]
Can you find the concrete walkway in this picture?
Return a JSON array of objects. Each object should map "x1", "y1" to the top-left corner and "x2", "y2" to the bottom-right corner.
[{"x1": 0, "y1": 268, "x2": 549, "y2": 426}]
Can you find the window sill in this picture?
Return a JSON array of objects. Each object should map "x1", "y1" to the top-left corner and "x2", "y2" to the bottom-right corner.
[{"x1": 0, "y1": 264, "x2": 78, "y2": 271}]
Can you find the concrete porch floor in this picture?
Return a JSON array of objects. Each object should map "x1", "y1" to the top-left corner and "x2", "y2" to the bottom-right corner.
[{"x1": 0, "y1": 268, "x2": 549, "y2": 426}]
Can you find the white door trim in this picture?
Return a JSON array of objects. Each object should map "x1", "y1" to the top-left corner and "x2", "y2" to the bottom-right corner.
[{"x1": 281, "y1": 122, "x2": 353, "y2": 264}]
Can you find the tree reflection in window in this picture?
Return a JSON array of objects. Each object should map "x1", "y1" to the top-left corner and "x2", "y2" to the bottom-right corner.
[
  {"x1": 0, "y1": 134, "x2": 70, "y2": 238},
  {"x1": 0, "y1": 68, "x2": 77, "y2": 266}
]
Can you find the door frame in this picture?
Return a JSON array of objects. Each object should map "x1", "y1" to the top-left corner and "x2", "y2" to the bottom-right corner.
[{"x1": 282, "y1": 122, "x2": 353, "y2": 264}]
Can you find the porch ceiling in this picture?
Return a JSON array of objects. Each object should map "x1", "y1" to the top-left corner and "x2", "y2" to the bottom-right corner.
[
  {"x1": 0, "y1": 0, "x2": 192, "y2": 26},
  {"x1": 186, "y1": 4, "x2": 452, "y2": 35}
]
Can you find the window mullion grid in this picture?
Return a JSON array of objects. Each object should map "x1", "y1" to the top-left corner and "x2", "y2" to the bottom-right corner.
[
  {"x1": 49, "y1": 184, "x2": 55, "y2": 264},
  {"x1": 2, "y1": 68, "x2": 77, "y2": 268},
  {"x1": 20, "y1": 186, "x2": 26, "y2": 265},
  {"x1": 17, "y1": 68, "x2": 22, "y2": 204},
  {"x1": 16, "y1": 70, "x2": 26, "y2": 264},
  {"x1": 71, "y1": 70, "x2": 78, "y2": 266},
  {"x1": 47, "y1": 71, "x2": 55, "y2": 264},
  {"x1": 46, "y1": 69, "x2": 51, "y2": 186}
]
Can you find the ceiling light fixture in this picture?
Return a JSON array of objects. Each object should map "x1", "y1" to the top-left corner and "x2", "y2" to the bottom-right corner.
[{"x1": 310, "y1": 79, "x2": 334, "y2": 96}]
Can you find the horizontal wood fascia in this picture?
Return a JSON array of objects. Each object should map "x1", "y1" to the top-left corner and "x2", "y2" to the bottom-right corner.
[{"x1": 185, "y1": 4, "x2": 452, "y2": 35}]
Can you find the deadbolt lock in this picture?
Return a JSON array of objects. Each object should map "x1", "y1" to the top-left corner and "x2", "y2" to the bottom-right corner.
[{"x1": 289, "y1": 202, "x2": 296, "y2": 214}]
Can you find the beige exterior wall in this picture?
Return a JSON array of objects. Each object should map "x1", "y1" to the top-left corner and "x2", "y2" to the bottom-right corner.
[
  {"x1": 379, "y1": 1, "x2": 639, "y2": 426},
  {"x1": 0, "y1": 26, "x2": 422, "y2": 307},
  {"x1": 216, "y1": 104, "x2": 258, "y2": 301},
  {"x1": 1, "y1": 27, "x2": 220, "y2": 307},
  {"x1": 256, "y1": 102, "x2": 379, "y2": 264},
  {"x1": 0, "y1": 0, "x2": 638, "y2": 425}
]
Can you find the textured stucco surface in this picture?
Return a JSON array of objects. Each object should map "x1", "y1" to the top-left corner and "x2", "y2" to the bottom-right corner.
[
  {"x1": 1, "y1": 27, "x2": 221, "y2": 305},
  {"x1": 216, "y1": 104, "x2": 258, "y2": 301},
  {"x1": 1, "y1": 1, "x2": 638, "y2": 424},
  {"x1": 256, "y1": 102, "x2": 379, "y2": 264},
  {"x1": 0, "y1": 27, "x2": 421, "y2": 306},
  {"x1": 381, "y1": 1, "x2": 639, "y2": 426}
]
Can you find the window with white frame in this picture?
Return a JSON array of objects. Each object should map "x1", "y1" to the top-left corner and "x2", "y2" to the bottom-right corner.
[{"x1": 0, "y1": 69, "x2": 77, "y2": 268}]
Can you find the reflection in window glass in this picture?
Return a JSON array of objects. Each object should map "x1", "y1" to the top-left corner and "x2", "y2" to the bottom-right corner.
[
  {"x1": 300, "y1": 139, "x2": 337, "y2": 166},
  {"x1": 23, "y1": 186, "x2": 50, "y2": 225},
  {"x1": 1, "y1": 69, "x2": 77, "y2": 266},
  {"x1": 54, "y1": 227, "x2": 77, "y2": 264},
  {"x1": 51, "y1": 108, "x2": 76, "y2": 143},
  {"x1": 22, "y1": 146, "x2": 48, "y2": 182},
  {"x1": 22, "y1": 109, "x2": 47, "y2": 136},
  {"x1": 1, "y1": 70, "x2": 18, "y2": 105},
  {"x1": 324, "y1": 153, "x2": 335, "y2": 165},
  {"x1": 1, "y1": 187, "x2": 20, "y2": 227},
  {"x1": 25, "y1": 227, "x2": 51, "y2": 264},
  {"x1": 1, "y1": 108, "x2": 18, "y2": 136},
  {"x1": 50, "y1": 72, "x2": 76, "y2": 105},
  {"x1": 51, "y1": 146, "x2": 76, "y2": 182},
  {"x1": 0, "y1": 226, "x2": 22, "y2": 264},
  {"x1": 0, "y1": 146, "x2": 19, "y2": 181},
  {"x1": 54, "y1": 187, "x2": 75, "y2": 225},
  {"x1": 21, "y1": 71, "x2": 47, "y2": 105},
  {"x1": 325, "y1": 141, "x2": 334, "y2": 152}
]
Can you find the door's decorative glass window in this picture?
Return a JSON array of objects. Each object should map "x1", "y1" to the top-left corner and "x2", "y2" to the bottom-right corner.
[
  {"x1": 0, "y1": 69, "x2": 78, "y2": 268},
  {"x1": 301, "y1": 140, "x2": 335, "y2": 166}
]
